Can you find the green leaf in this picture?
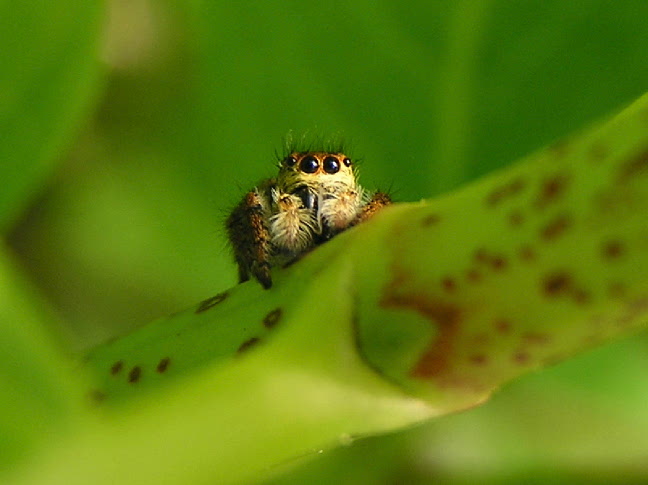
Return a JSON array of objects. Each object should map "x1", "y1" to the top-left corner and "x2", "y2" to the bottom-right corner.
[
  {"x1": 0, "y1": 1, "x2": 104, "y2": 231},
  {"x1": 17, "y1": 260, "x2": 432, "y2": 485},
  {"x1": 15, "y1": 91, "x2": 646, "y2": 485},
  {"x1": 0, "y1": 244, "x2": 86, "y2": 475}
]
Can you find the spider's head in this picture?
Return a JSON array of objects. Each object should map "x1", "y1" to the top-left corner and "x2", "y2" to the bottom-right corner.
[{"x1": 277, "y1": 152, "x2": 358, "y2": 199}]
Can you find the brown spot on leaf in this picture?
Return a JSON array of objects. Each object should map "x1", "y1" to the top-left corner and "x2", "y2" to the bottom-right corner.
[
  {"x1": 490, "y1": 255, "x2": 508, "y2": 271},
  {"x1": 485, "y1": 177, "x2": 527, "y2": 207},
  {"x1": 508, "y1": 210, "x2": 524, "y2": 227},
  {"x1": 518, "y1": 245, "x2": 535, "y2": 262},
  {"x1": 410, "y1": 305, "x2": 461, "y2": 379},
  {"x1": 494, "y1": 318, "x2": 512, "y2": 334},
  {"x1": 616, "y1": 313, "x2": 635, "y2": 327},
  {"x1": 617, "y1": 148, "x2": 648, "y2": 183},
  {"x1": 380, "y1": 287, "x2": 461, "y2": 383},
  {"x1": 592, "y1": 189, "x2": 636, "y2": 217},
  {"x1": 237, "y1": 337, "x2": 260, "y2": 353},
  {"x1": 474, "y1": 247, "x2": 489, "y2": 263},
  {"x1": 601, "y1": 240, "x2": 625, "y2": 260},
  {"x1": 196, "y1": 292, "x2": 229, "y2": 314},
  {"x1": 535, "y1": 173, "x2": 570, "y2": 210},
  {"x1": 473, "y1": 248, "x2": 509, "y2": 272},
  {"x1": 522, "y1": 332, "x2": 551, "y2": 345},
  {"x1": 618, "y1": 297, "x2": 648, "y2": 326},
  {"x1": 466, "y1": 269, "x2": 482, "y2": 283},
  {"x1": 441, "y1": 277, "x2": 456, "y2": 292},
  {"x1": 263, "y1": 308, "x2": 282, "y2": 329},
  {"x1": 513, "y1": 351, "x2": 530, "y2": 365},
  {"x1": 543, "y1": 271, "x2": 572, "y2": 296},
  {"x1": 540, "y1": 213, "x2": 572, "y2": 241},
  {"x1": 607, "y1": 281, "x2": 626, "y2": 299},
  {"x1": 542, "y1": 270, "x2": 592, "y2": 305},
  {"x1": 542, "y1": 353, "x2": 567, "y2": 366},
  {"x1": 509, "y1": 178, "x2": 527, "y2": 195},
  {"x1": 421, "y1": 213, "x2": 441, "y2": 226},
  {"x1": 469, "y1": 354, "x2": 488, "y2": 366},
  {"x1": 110, "y1": 360, "x2": 123, "y2": 375},
  {"x1": 128, "y1": 366, "x2": 142, "y2": 383},
  {"x1": 572, "y1": 289, "x2": 591, "y2": 305},
  {"x1": 549, "y1": 138, "x2": 569, "y2": 158},
  {"x1": 156, "y1": 357, "x2": 171, "y2": 373},
  {"x1": 89, "y1": 390, "x2": 106, "y2": 403},
  {"x1": 588, "y1": 142, "x2": 607, "y2": 163},
  {"x1": 630, "y1": 297, "x2": 648, "y2": 312}
]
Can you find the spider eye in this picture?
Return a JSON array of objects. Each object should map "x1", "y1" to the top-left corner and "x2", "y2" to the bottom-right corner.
[
  {"x1": 343, "y1": 157, "x2": 352, "y2": 167},
  {"x1": 284, "y1": 156, "x2": 297, "y2": 167},
  {"x1": 323, "y1": 156, "x2": 340, "y2": 174},
  {"x1": 299, "y1": 155, "x2": 319, "y2": 174}
]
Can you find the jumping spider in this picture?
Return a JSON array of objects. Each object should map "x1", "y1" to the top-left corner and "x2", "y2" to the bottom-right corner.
[{"x1": 226, "y1": 150, "x2": 391, "y2": 289}]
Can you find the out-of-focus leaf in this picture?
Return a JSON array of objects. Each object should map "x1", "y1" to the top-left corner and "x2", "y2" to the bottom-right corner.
[
  {"x1": 0, "y1": 244, "x2": 86, "y2": 476},
  {"x1": 0, "y1": 1, "x2": 104, "y2": 231}
]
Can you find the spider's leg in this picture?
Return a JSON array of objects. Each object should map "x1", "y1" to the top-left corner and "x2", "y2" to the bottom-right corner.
[
  {"x1": 226, "y1": 188, "x2": 273, "y2": 289},
  {"x1": 356, "y1": 191, "x2": 392, "y2": 223}
]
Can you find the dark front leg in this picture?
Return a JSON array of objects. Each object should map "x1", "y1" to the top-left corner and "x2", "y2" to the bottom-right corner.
[{"x1": 226, "y1": 190, "x2": 273, "y2": 289}]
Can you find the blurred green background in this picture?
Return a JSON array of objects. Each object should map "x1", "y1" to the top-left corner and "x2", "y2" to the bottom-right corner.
[{"x1": 2, "y1": 0, "x2": 648, "y2": 483}]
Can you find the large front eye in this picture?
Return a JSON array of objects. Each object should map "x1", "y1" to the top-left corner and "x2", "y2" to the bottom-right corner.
[
  {"x1": 299, "y1": 155, "x2": 319, "y2": 173},
  {"x1": 323, "y1": 156, "x2": 340, "y2": 174}
]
